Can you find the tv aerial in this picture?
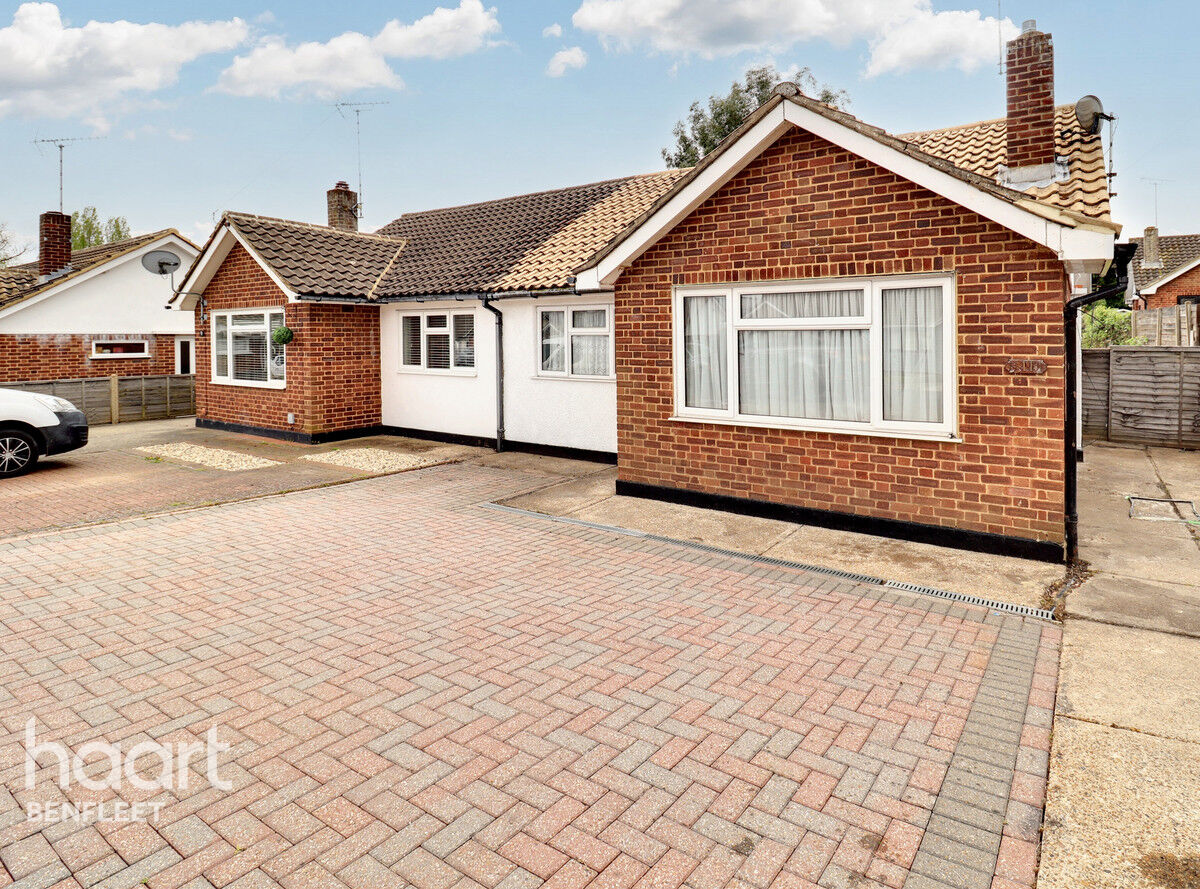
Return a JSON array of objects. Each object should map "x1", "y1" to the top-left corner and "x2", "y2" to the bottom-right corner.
[
  {"x1": 334, "y1": 100, "x2": 389, "y2": 220},
  {"x1": 32, "y1": 135, "x2": 106, "y2": 212}
]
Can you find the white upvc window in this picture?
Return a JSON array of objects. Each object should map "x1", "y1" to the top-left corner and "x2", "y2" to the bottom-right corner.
[
  {"x1": 211, "y1": 309, "x2": 286, "y2": 389},
  {"x1": 399, "y1": 309, "x2": 475, "y2": 374},
  {"x1": 673, "y1": 276, "x2": 957, "y2": 440},
  {"x1": 537, "y1": 305, "x2": 614, "y2": 379},
  {"x1": 91, "y1": 340, "x2": 150, "y2": 359}
]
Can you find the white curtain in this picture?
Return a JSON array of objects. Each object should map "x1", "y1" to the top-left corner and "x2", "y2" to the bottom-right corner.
[
  {"x1": 570, "y1": 334, "x2": 609, "y2": 375},
  {"x1": 882, "y1": 286, "x2": 943, "y2": 423},
  {"x1": 741, "y1": 289, "x2": 864, "y2": 320},
  {"x1": 540, "y1": 311, "x2": 565, "y2": 372},
  {"x1": 683, "y1": 295, "x2": 727, "y2": 409},
  {"x1": 738, "y1": 329, "x2": 869, "y2": 421}
]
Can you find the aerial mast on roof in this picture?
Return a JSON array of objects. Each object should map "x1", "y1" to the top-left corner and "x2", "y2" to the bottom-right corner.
[
  {"x1": 32, "y1": 135, "x2": 105, "y2": 212},
  {"x1": 334, "y1": 101, "x2": 389, "y2": 223}
]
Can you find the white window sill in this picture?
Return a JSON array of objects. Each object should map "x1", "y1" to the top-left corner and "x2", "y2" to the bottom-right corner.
[
  {"x1": 211, "y1": 377, "x2": 286, "y2": 390},
  {"x1": 91, "y1": 353, "x2": 150, "y2": 360},
  {"x1": 398, "y1": 367, "x2": 477, "y2": 377},
  {"x1": 532, "y1": 374, "x2": 616, "y2": 383},
  {"x1": 667, "y1": 414, "x2": 962, "y2": 443}
]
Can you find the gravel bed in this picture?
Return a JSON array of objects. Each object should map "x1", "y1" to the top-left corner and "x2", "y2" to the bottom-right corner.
[
  {"x1": 137, "y1": 443, "x2": 282, "y2": 471},
  {"x1": 299, "y1": 448, "x2": 441, "y2": 474}
]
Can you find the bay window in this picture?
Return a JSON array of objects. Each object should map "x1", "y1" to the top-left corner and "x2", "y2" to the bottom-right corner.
[
  {"x1": 538, "y1": 306, "x2": 613, "y2": 378},
  {"x1": 211, "y1": 309, "x2": 286, "y2": 388},
  {"x1": 674, "y1": 277, "x2": 955, "y2": 438},
  {"x1": 400, "y1": 310, "x2": 475, "y2": 373}
]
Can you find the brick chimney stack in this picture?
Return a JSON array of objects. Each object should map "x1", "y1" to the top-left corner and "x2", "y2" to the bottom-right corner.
[
  {"x1": 38, "y1": 211, "x2": 72, "y2": 279},
  {"x1": 1005, "y1": 20, "x2": 1056, "y2": 172},
  {"x1": 327, "y1": 181, "x2": 358, "y2": 232},
  {"x1": 1142, "y1": 226, "x2": 1163, "y2": 269}
]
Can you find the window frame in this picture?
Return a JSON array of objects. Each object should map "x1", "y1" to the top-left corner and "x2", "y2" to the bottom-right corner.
[
  {"x1": 210, "y1": 308, "x2": 287, "y2": 390},
  {"x1": 671, "y1": 275, "x2": 958, "y2": 441},
  {"x1": 397, "y1": 308, "x2": 477, "y2": 376},
  {"x1": 536, "y1": 304, "x2": 615, "y2": 381},
  {"x1": 90, "y1": 339, "x2": 151, "y2": 359}
]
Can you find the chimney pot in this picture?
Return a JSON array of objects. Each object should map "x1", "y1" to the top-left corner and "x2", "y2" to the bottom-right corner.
[
  {"x1": 1142, "y1": 226, "x2": 1163, "y2": 269},
  {"x1": 38, "y1": 211, "x2": 72, "y2": 279},
  {"x1": 327, "y1": 181, "x2": 358, "y2": 232},
  {"x1": 1005, "y1": 25, "x2": 1056, "y2": 171}
]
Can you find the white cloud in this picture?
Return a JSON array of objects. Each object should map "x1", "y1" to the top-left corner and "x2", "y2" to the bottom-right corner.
[
  {"x1": 546, "y1": 46, "x2": 587, "y2": 77},
  {"x1": 0, "y1": 3, "x2": 248, "y2": 128},
  {"x1": 216, "y1": 0, "x2": 500, "y2": 99},
  {"x1": 571, "y1": 0, "x2": 1017, "y2": 76},
  {"x1": 542, "y1": 23, "x2": 563, "y2": 38}
]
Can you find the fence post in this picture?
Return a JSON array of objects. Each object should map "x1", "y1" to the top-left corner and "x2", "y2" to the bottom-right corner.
[
  {"x1": 1106, "y1": 349, "x2": 1114, "y2": 440},
  {"x1": 109, "y1": 374, "x2": 119, "y2": 424},
  {"x1": 165, "y1": 375, "x2": 171, "y2": 415}
]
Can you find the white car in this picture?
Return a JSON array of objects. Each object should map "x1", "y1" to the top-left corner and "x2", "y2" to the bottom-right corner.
[{"x1": 0, "y1": 388, "x2": 89, "y2": 477}]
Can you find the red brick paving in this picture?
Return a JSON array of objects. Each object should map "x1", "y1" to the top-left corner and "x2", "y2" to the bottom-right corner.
[{"x1": 0, "y1": 462, "x2": 1059, "y2": 888}]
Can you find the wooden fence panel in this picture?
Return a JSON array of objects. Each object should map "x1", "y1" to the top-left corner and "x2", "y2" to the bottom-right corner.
[
  {"x1": 2, "y1": 374, "x2": 194, "y2": 425},
  {"x1": 1183, "y1": 353, "x2": 1200, "y2": 449},
  {"x1": 1132, "y1": 304, "x2": 1200, "y2": 346},
  {"x1": 1109, "y1": 350, "x2": 1186, "y2": 444},
  {"x1": 1081, "y1": 350, "x2": 1110, "y2": 439}
]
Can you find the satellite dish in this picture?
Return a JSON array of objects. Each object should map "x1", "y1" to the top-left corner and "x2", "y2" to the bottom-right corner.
[
  {"x1": 1074, "y1": 95, "x2": 1107, "y2": 135},
  {"x1": 141, "y1": 250, "x2": 181, "y2": 276}
]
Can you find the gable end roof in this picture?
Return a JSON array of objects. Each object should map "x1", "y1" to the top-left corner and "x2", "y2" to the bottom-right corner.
[
  {"x1": 1127, "y1": 233, "x2": 1200, "y2": 293},
  {"x1": 576, "y1": 88, "x2": 1118, "y2": 289}
]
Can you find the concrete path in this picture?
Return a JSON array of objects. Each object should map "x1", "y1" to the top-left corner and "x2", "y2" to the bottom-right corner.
[
  {"x1": 0, "y1": 461, "x2": 1058, "y2": 889},
  {"x1": 1039, "y1": 443, "x2": 1200, "y2": 889},
  {"x1": 499, "y1": 472, "x2": 1065, "y2": 612}
]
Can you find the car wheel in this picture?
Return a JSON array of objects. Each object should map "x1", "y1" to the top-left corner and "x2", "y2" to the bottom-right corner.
[{"x1": 0, "y1": 430, "x2": 38, "y2": 478}]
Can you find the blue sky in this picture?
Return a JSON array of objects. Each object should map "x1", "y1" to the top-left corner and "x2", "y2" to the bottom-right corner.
[{"x1": 1, "y1": 0, "x2": 1195, "y2": 259}]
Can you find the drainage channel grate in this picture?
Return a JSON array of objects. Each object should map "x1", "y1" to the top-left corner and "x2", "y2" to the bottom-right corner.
[{"x1": 482, "y1": 503, "x2": 1056, "y2": 621}]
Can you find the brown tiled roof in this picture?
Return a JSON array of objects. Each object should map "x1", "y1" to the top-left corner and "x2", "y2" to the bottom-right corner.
[
  {"x1": 1128, "y1": 233, "x2": 1200, "y2": 291},
  {"x1": 900, "y1": 105, "x2": 1111, "y2": 221},
  {"x1": 0, "y1": 230, "x2": 184, "y2": 311},
  {"x1": 374, "y1": 171, "x2": 686, "y2": 296},
  {"x1": 223, "y1": 213, "x2": 406, "y2": 299}
]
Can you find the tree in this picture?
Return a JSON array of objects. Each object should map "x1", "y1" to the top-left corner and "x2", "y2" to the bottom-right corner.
[
  {"x1": 0, "y1": 221, "x2": 25, "y2": 266},
  {"x1": 70, "y1": 207, "x2": 131, "y2": 250},
  {"x1": 663, "y1": 65, "x2": 849, "y2": 168},
  {"x1": 1082, "y1": 304, "x2": 1146, "y2": 348}
]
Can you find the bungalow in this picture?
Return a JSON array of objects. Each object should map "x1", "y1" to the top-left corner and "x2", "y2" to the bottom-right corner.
[
  {"x1": 0, "y1": 213, "x2": 198, "y2": 383},
  {"x1": 176, "y1": 22, "x2": 1120, "y2": 562},
  {"x1": 1125, "y1": 226, "x2": 1200, "y2": 308}
]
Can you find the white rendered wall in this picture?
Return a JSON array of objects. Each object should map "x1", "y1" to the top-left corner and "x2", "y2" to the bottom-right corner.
[
  {"x1": 380, "y1": 295, "x2": 617, "y2": 453},
  {"x1": 0, "y1": 237, "x2": 197, "y2": 336}
]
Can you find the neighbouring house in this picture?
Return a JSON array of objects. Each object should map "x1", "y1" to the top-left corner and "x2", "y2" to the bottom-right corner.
[
  {"x1": 1125, "y1": 226, "x2": 1200, "y2": 308},
  {"x1": 0, "y1": 212, "x2": 198, "y2": 383},
  {"x1": 176, "y1": 22, "x2": 1119, "y2": 561}
]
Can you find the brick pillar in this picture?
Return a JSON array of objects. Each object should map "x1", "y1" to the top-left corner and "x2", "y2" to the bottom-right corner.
[
  {"x1": 38, "y1": 211, "x2": 72, "y2": 278},
  {"x1": 1005, "y1": 22, "x2": 1055, "y2": 170},
  {"x1": 327, "y1": 181, "x2": 358, "y2": 232}
]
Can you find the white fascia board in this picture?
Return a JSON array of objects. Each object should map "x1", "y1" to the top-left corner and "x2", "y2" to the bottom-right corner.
[
  {"x1": 579, "y1": 98, "x2": 1114, "y2": 287},
  {"x1": 590, "y1": 106, "x2": 793, "y2": 286},
  {"x1": 174, "y1": 227, "x2": 235, "y2": 310},
  {"x1": 1141, "y1": 253, "x2": 1200, "y2": 295},
  {"x1": 0, "y1": 232, "x2": 201, "y2": 322}
]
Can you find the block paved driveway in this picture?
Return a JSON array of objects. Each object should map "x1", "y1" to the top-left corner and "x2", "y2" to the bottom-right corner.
[{"x1": 0, "y1": 462, "x2": 1059, "y2": 889}]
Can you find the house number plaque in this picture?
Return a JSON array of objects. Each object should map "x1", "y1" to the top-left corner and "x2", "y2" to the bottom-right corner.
[{"x1": 1005, "y1": 358, "x2": 1047, "y2": 376}]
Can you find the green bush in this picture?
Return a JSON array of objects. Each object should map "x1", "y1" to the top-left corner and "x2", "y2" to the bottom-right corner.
[{"x1": 1082, "y1": 305, "x2": 1146, "y2": 348}]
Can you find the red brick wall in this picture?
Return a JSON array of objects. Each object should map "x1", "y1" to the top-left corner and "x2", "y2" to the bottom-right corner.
[
  {"x1": 1140, "y1": 263, "x2": 1200, "y2": 309},
  {"x1": 194, "y1": 244, "x2": 381, "y2": 437},
  {"x1": 0, "y1": 334, "x2": 175, "y2": 383},
  {"x1": 615, "y1": 127, "x2": 1070, "y2": 546}
]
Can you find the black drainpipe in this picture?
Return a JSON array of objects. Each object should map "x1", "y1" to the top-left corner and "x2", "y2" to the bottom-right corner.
[
  {"x1": 1063, "y1": 242, "x2": 1135, "y2": 562},
  {"x1": 480, "y1": 296, "x2": 505, "y2": 452}
]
